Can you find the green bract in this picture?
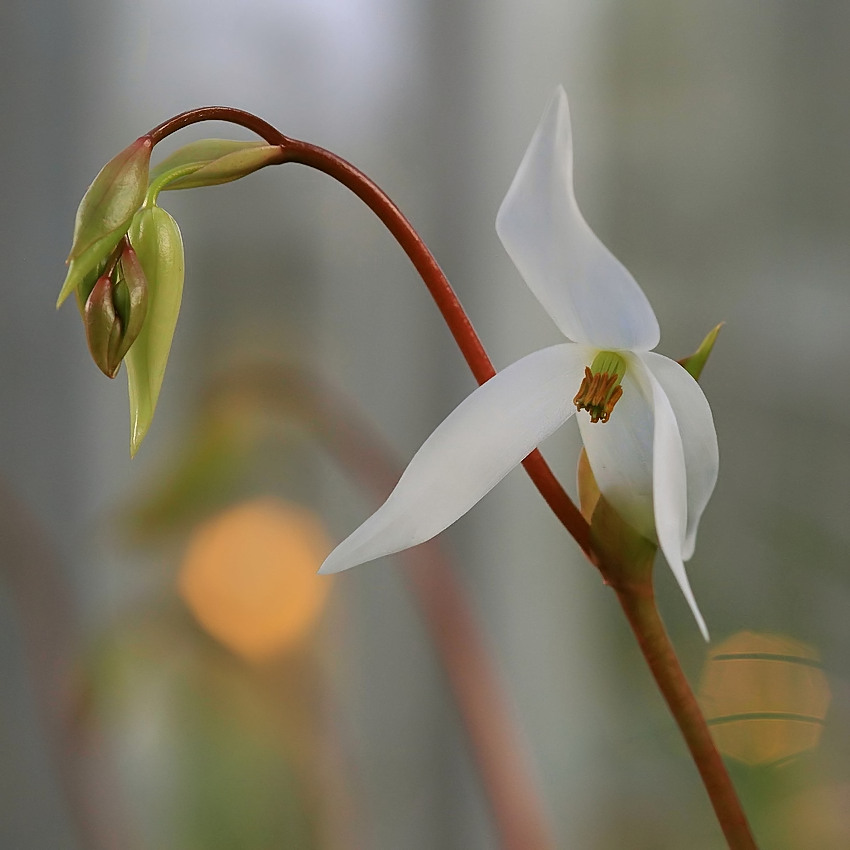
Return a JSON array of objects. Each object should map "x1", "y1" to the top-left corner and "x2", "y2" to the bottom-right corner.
[
  {"x1": 58, "y1": 136, "x2": 152, "y2": 307},
  {"x1": 149, "y1": 138, "x2": 285, "y2": 192},
  {"x1": 679, "y1": 323, "x2": 723, "y2": 382},
  {"x1": 125, "y1": 206, "x2": 185, "y2": 456}
]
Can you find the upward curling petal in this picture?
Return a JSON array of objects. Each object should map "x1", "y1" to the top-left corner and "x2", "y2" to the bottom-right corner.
[
  {"x1": 320, "y1": 344, "x2": 587, "y2": 574},
  {"x1": 496, "y1": 86, "x2": 659, "y2": 351}
]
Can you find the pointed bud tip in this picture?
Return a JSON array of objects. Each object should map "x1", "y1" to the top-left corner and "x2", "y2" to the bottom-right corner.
[{"x1": 679, "y1": 322, "x2": 724, "y2": 382}]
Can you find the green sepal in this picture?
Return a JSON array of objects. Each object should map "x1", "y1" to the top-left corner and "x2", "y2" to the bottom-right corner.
[
  {"x1": 58, "y1": 136, "x2": 152, "y2": 307},
  {"x1": 589, "y1": 489, "x2": 657, "y2": 581},
  {"x1": 578, "y1": 447, "x2": 657, "y2": 580},
  {"x1": 125, "y1": 206, "x2": 184, "y2": 456},
  {"x1": 159, "y1": 144, "x2": 285, "y2": 191},
  {"x1": 679, "y1": 323, "x2": 723, "y2": 382}
]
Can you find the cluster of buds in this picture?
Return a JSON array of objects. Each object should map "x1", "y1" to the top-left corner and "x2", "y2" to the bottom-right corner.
[{"x1": 58, "y1": 134, "x2": 286, "y2": 454}]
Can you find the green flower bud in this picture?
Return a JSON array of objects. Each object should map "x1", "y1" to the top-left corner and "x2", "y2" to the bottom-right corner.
[
  {"x1": 149, "y1": 139, "x2": 268, "y2": 180},
  {"x1": 146, "y1": 139, "x2": 285, "y2": 200},
  {"x1": 83, "y1": 273, "x2": 124, "y2": 378},
  {"x1": 112, "y1": 243, "x2": 149, "y2": 364},
  {"x1": 124, "y1": 205, "x2": 184, "y2": 456},
  {"x1": 58, "y1": 136, "x2": 153, "y2": 307},
  {"x1": 161, "y1": 144, "x2": 285, "y2": 190},
  {"x1": 81, "y1": 244, "x2": 149, "y2": 379}
]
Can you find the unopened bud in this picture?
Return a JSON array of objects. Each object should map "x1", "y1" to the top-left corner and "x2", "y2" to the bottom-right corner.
[
  {"x1": 111, "y1": 243, "x2": 149, "y2": 364},
  {"x1": 83, "y1": 273, "x2": 123, "y2": 378},
  {"x1": 146, "y1": 139, "x2": 286, "y2": 198},
  {"x1": 81, "y1": 244, "x2": 149, "y2": 379},
  {"x1": 161, "y1": 144, "x2": 286, "y2": 190}
]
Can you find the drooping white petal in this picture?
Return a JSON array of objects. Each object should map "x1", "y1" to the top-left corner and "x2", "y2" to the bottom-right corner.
[
  {"x1": 496, "y1": 86, "x2": 660, "y2": 352},
  {"x1": 577, "y1": 356, "x2": 709, "y2": 639},
  {"x1": 639, "y1": 352, "x2": 718, "y2": 560},
  {"x1": 631, "y1": 362, "x2": 710, "y2": 641},
  {"x1": 320, "y1": 344, "x2": 587, "y2": 575}
]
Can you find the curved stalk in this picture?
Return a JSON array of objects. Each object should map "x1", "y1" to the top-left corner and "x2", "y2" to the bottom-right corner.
[
  {"x1": 142, "y1": 108, "x2": 753, "y2": 846},
  {"x1": 146, "y1": 109, "x2": 591, "y2": 556}
]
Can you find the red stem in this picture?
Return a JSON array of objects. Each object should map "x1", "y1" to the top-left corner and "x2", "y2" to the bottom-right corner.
[
  {"x1": 147, "y1": 109, "x2": 591, "y2": 557},
  {"x1": 611, "y1": 577, "x2": 758, "y2": 849},
  {"x1": 144, "y1": 107, "x2": 754, "y2": 847}
]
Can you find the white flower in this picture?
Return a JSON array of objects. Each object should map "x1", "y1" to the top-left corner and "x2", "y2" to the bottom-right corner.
[{"x1": 320, "y1": 87, "x2": 718, "y2": 639}]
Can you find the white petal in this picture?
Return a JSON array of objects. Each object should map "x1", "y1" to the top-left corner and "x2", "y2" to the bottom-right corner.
[
  {"x1": 496, "y1": 86, "x2": 660, "y2": 351},
  {"x1": 639, "y1": 352, "x2": 718, "y2": 560},
  {"x1": 632, "y1": 362, "x2": 710, "y2": 641},
  {"x1": 578, "y1": 357, "x2": 709, "y2": 639},
  {"x1": 320, "y1": 344, "x2": 586, "y2": 575},
  {"x1": 576, "y1": 364, "x2": 655, "y2": 540}
]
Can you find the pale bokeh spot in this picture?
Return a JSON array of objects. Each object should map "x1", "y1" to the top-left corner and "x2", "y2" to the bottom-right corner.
[
  {"x1": 179, "y1": 498, "x2": 333, "y2": 661},
  {"x1": 698, "y1": 631, "x2": 831, "y2": 766}
]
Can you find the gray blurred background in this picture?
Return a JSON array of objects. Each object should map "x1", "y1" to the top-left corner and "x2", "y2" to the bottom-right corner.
[{"x1": 1, "y1": 0, "x2": 849, "y2": 847}]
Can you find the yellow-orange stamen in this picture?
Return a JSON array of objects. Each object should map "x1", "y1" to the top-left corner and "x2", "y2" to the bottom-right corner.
[{"x1": 573, "y1": 360, "x2": 625, "y2": 424}]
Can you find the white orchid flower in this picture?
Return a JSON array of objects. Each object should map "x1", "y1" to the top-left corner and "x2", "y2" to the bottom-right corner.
[{"x1": 320, "y1": 86, "x2": 718, "y2": 639}]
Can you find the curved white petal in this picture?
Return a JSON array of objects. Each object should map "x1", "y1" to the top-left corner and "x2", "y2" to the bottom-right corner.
[
  {"x1": 320, "y1": 344, "x2": 587, "y2": 575},
  {"x1": 496, "y1": 86, "x2": 660, "y2": 351},
  {"x1": 639, "y1": 352, "x2": 718, "y2": 560},
  {"x1": 632, "y1": 362, "x2": 709, "y2": 641},
  {"x1": 576, "y1": 364, "x2": 655, "y2": 540}
]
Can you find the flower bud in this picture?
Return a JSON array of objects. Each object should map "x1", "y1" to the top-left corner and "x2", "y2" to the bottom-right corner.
[
  {"x1": 111, "y1": 243, "x2": 149, "y2": 364},
  {"x1": 83, "y1": 273, "x2": 123, "y2": 378},
  {"x1": 161, "y1": 144, "x2": 285, "y2": 190},
  {"x1": 148, "y1": 139, "x2": 286, "y2": 194},
  {"x1": 124, "y1": 205, "x2": 185, "y2": 456},
  {"x1": 149, "y1": 139, "x2": 269, "y2": 180},
  {"x1": 58, "y1": 136, "x2": 153, "y2": 307},
  {"x1": 81, "y1": 245, "x2": 149, "y2": 379}
]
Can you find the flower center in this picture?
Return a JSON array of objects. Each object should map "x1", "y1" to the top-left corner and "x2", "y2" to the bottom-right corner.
[{"x1": 573, "y1": 351, "x2": 627, "y2": 423}]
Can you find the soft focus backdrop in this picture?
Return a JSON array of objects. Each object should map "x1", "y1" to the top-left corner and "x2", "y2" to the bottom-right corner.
[{"x1": 2, "y1": 1, "x2": 849, "y2": 847}]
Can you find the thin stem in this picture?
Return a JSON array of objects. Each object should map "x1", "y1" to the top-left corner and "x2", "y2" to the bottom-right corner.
[
  {"x1": 208, "y1": 365, "x2": 557, "y2": 850},
  {"x1": 144, "y1": 108, "x2": 592, "y2": 557},
  {"x1": 142, "y1": 108, "x2": 750, "y2": 845},
  {"x1": 148, "y1": 107, "x2": 287, "y2": 147},
  {"x1": 611, "y1": 576, "x2": 758, "y2": 849}
]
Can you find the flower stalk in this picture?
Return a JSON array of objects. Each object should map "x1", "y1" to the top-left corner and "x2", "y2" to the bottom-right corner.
[
  {"x1": 613, "y1": 579, "x2": 757, "y2": 849},
  {"x1": 59, "y1": 101, "x2": 756, "y2": 847},
  {"x1": 145, "y1": 106, "x2": 593, "y2": 553}
]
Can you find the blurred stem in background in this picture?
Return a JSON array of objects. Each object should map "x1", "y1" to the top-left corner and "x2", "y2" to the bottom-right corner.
[
  {"x1": 139, "y1": 362, "x2": 557, "y2": 850},
  {"x1": 0, "y1": 480, "x2": 137, "y2": 850}
]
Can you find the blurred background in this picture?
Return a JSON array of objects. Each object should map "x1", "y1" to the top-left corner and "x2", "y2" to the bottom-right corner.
[{"x1": 2, "y1": 0, "x2": 849, "y2": 847}]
